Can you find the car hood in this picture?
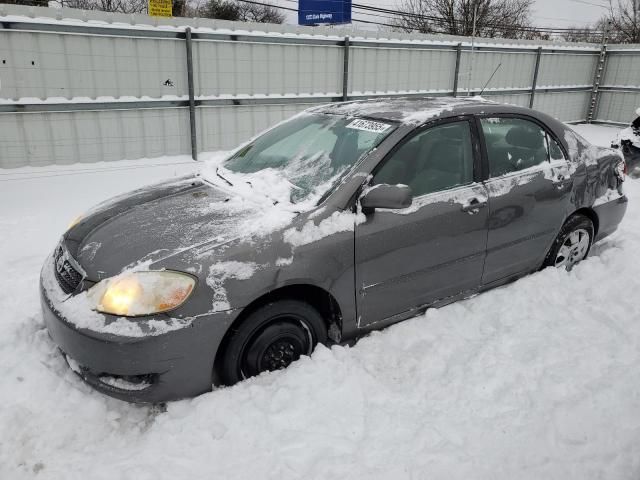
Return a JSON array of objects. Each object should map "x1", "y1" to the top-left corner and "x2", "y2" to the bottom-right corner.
[{"x1": 64, "y1": 177, "x2": 296, "y2": 280}]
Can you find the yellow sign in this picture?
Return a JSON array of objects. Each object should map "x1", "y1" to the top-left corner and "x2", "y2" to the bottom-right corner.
[{"x1": 148, "y1": 0, "x2": 172, "y2": 17}]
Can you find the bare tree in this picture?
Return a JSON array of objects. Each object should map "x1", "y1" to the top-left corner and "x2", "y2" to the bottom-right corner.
[
  {"x1": 605, "y1": 0, "x2": 639, "y2": 43},
  {"x1": 394, "y1": 0, "x2": 535, "y2": 39},
  {"x1": 560, "y1": 25, "x2": 604, "y2": 43},
  {"x1": 51, "y1": 0, "x2": 146, "y2": 13},
  {"x1": 197, "y1": 0, "x2": 284, "y2": 23},
  {"x1": 236, "y1": 1, "x2": 284, "y2": 23}
]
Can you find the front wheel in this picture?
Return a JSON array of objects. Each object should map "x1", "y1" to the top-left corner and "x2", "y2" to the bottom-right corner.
[
  {"x1": 543, "y1": 214, "x2": 594, "y2": 271},
  {"x1": 220, "y1": 300, "x2": 327, "y2": 386}
]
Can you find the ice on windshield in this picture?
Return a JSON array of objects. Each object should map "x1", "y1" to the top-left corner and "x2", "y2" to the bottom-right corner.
[{"x1": 209, "y1": 113, "x2": 395, "y2": 204}]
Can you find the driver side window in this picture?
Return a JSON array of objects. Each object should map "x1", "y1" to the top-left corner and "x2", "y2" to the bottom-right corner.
[{"x1": 373, "y1": 121, "x2": 474, "y2": 197}]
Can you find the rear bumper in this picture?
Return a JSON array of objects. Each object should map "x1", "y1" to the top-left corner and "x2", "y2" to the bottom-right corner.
[
  {"x1": 594, "y1": 194, "x2": 628, "y2": 242},
  {"x1": 40, "y1": 265, "x2": 238, "y2": 403}
]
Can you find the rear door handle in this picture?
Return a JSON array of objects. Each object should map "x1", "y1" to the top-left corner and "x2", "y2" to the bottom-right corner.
[{"x1": 461, "y1": 198, "x2": 488, "y2": 213}]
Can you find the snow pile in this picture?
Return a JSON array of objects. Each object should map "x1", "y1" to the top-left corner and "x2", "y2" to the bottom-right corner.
[{"x1": 2, "y1": 125, "x2": 640, "y2": 479}]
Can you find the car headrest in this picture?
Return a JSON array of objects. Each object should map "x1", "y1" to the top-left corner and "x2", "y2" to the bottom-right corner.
[{"x1": 505, "y1": 126, "x2": 544, "y2": 149}]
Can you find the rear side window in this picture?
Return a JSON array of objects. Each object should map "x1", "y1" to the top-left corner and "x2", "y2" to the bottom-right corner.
[
  {"x1": 373, "y1": 121, "x2": 474, "y2": 197},
  {"x1": 547, "y1": 135, "x2": 566, "y2": 161},
  {"x1": 481, "y1": 117, "x2": 550, "y2": 177}
]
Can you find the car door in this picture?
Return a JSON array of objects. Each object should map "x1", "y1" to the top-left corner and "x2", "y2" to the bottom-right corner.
[
  {"x1": 478, "y1": 115, "x2": 574, "y2": 285},
  {"x1": 355, "y1": 118, "x2": 489, "y2": 328}
]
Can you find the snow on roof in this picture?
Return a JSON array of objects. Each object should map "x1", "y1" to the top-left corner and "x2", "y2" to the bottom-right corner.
[{"x1": 310, "y1": 96, "x2": 496, "y2": 124}]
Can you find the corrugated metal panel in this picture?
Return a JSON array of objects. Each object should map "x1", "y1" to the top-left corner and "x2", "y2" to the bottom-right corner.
[
  {"x1": 533, "y1": 91, "x2": 591, "y2": 122},
  {"x1": 0, "y1": 31, "x2": 187, "y2": 100},
  {"x1": 349, "y1": 46, "x2": 456, "y2": 93},
  {"x1": 596, "y1": 91, "x2": 640, "y2": 123},
  {"x1": 0, "y1": 108, "x2": 190, "y2": 167},
  {"x1": 458, "y1": 50, "x2": 536, "y2": 91},
  {"x1": 194, "y1": 41, "x2": 342, "y2": 96},
  {"x1": 603, "y1": 53, "x2": 640, "y2": 87},
  {"x1": 536, "y1": 52, "x2": 597, "y2": 87},
  {"x1": 197, "y1": 103, "x2": 308, "y2": 152},
  {"x1": 1, "y1": 8, "x2": 638, "y2": 169},
  {"x1": 487, "y1": 93, "x2": 530, "y2": 107}
]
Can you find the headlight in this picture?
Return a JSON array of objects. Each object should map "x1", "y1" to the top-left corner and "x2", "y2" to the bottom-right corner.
[
  {"x1": 88, "y1": 271, "x2": 195, "y2": 317},
  {"x1": 68, "y1": 214, "x2": 83, "y2": 230}
]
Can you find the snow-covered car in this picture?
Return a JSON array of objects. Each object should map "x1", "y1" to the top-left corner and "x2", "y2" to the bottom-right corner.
[{"x1": 41, "y1": 97, "x2": 628, "y2": 403}]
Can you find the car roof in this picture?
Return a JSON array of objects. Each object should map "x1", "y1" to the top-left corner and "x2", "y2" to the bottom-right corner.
[{"x1": 309, "y1": 96, "x2": 529, "y2": 125}]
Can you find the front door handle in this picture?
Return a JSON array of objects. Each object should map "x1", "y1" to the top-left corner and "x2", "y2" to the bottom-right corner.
[{"x1": 461, "y1": 198, "x2": 488, "y2": 213}]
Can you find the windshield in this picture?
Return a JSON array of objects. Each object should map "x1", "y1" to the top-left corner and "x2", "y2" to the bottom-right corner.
[{"x1": 223, "y1": 113, "x2": 396, "y2": 203}]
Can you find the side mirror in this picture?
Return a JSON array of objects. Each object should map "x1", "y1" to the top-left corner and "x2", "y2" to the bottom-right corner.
[{"x1": 360, "y1": 184, "x2": 412, "y2": 210}]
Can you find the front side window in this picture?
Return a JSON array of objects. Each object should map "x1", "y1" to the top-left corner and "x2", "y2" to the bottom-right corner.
[
  {"x1": 373, "y1": 121, "x2": 474, "y2": 197},
  {"x1": 481, "y1": 117, "x2": 550, "y2": 177},
  {"x1": 224, "y1": 114, "x2": 396, "y2": 203}
]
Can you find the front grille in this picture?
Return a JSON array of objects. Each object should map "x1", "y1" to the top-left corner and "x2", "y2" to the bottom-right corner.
[{"x1": 54, "y1": 246, "x2": 83, "y2": 294}]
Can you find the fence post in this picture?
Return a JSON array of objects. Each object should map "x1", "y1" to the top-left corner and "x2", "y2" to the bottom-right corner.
[
  {"x1": 185, "y1": 27, "x2": 198, "y2": 161},
  {"x1": 529, "y1": 47, "x2": 542, "y2": 109},
  {"x1": 453, "y1": 43, "x2": 462, "y2": 97},
  {"x1": 342, "y1": 36, "x2": 350, "y2": 102},
  {"x1": 587, "y1": 21, "x2": 611, "y2": 123}
]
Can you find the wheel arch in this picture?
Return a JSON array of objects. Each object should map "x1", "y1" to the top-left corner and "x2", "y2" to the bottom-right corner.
[
  {"x1": 213, "y1": 283, "x2": 343, "y2": 380},
  {"x1": 570, "y1": 207, "x2": 599, "y2": 237}
]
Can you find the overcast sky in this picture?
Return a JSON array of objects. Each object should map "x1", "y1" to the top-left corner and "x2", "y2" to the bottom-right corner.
[{"x1": 277, "y1": 0, "x2": 611, "y2": 29}]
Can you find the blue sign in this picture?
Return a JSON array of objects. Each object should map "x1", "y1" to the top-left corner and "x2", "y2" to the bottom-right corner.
[{"x1": 298, "y1": 0, "x2": 352, "y2": 25}]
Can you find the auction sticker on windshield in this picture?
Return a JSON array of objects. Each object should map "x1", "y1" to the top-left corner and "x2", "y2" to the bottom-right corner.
[{"x1": 346, "y1": 119, "x2": 392, "y2": 133}]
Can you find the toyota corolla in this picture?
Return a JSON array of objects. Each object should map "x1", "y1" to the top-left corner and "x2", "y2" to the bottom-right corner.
[{"x1": 41, "y1": 97, "x2": 628, "y2": 402}]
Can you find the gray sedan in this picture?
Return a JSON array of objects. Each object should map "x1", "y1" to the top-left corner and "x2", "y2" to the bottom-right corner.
[{"x1": 41, "y1": 97, "x2": 628, "y2": 403}]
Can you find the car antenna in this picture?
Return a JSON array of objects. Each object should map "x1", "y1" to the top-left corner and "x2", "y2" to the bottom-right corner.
[{"x1": 479, "y1": 63, "x2": 502, "y2": 96}]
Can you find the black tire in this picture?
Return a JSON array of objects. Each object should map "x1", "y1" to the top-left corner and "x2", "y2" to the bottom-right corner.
[
  {"x1": 220, "y1": 300, "x2": 327, "y2": 386},
  {"x1": 543, "y1": 214, "x2": 594, "y2": 270}
]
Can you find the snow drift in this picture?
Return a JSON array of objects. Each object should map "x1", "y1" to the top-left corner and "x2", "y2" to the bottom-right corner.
[{"x1": 1, "y1": 126, "x2": 640, "y2": 480}]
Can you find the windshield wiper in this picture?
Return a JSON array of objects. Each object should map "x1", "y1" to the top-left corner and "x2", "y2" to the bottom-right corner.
[{"x1": 215, "y1": 167, "x2": 234, "y2": 187}]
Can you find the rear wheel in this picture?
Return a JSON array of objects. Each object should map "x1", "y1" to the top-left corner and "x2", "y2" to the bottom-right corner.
[
  {"x1": 543, "y1": 214, "x2": 594, "y2": 271},
  {"x1": 220, "y1": 300, "x2": 327, "y2": 386}
]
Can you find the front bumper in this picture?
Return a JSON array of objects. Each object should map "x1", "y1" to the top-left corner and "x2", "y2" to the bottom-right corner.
[{"x1": 40, "y1": 267, "x2": 238, "y2": 403}]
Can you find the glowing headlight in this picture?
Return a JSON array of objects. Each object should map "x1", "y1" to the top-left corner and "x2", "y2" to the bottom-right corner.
[
  {"x1": 88, "y1": 271, "x2": 195, "y2": 317},
  {"x1": 67, "y1": 214, "x2": 83, "y2": 231}
]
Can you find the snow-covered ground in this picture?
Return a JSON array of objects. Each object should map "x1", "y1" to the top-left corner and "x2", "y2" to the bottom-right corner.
[{"x1": 1, "y1": 125, "x2": 639, "y2": 480}]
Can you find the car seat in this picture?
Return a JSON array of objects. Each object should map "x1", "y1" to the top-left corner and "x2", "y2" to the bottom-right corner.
[{"x1": 504, "y1": 126, "x2": 547, "y2": 171}]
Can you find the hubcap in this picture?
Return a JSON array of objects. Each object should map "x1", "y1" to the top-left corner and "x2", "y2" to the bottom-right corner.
[{"x1": 555, "y1": 228, "x2": 590, "y2": 270}]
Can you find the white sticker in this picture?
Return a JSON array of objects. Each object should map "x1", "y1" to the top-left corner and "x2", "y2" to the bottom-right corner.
[{"x1": 346, "y1": 119, "x2": 391, "y2": 133}]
